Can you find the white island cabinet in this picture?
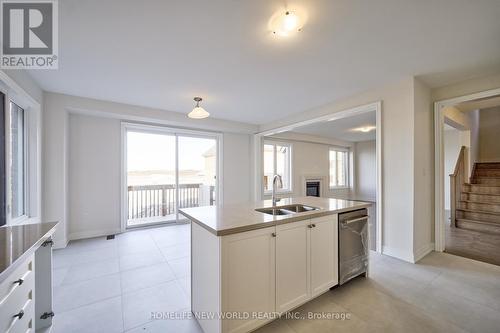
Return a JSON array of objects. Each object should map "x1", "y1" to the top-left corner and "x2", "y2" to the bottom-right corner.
[{"x1": 190, "y1": 214, "x2": 339, "y2": 333}]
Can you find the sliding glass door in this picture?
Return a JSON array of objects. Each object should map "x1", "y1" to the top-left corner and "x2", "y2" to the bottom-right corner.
[{"x1": 124, "y1": 125, "x2": 219, "y2": 229}]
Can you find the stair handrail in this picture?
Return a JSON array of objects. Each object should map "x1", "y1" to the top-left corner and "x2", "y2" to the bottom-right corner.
[{"x1": 450, "y1": 146, "x2": 467, "y2": 227}]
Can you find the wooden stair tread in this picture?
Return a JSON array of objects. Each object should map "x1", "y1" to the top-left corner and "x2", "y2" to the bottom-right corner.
[
  {"x1": 463, "y1": 183, "x2": 500, "y2": 188},
  {"x1": 459, "y1": 200, "x2": 500, "y2": 207},
  {"x1": 462, "y1": 191, "x2": 500, "y2": 196},
  {"x1": 456, "y1": 208, "x2": 500, "y2": 216},
  {"x1": 456, "y1": 218, "x2": 500, "y2": 227}
]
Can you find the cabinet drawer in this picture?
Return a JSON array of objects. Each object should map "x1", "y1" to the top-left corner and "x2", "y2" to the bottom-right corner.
[
  {"x1": 0, "y1": 256, "x2": 34, "y2": 305},
  {"x1": 4, "y1": 298, "x2": 34, "y2": 333},
  {"x1": 0, "y1": 257, "x2": 35, "y2": 333}
]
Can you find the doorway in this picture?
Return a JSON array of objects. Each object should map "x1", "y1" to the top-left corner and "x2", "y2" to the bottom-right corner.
[
  {"x1": 254, "y1": 102, "x2": 383, "y2": 253},
  {"x1": 122, "y1": 123, "x2": 220, "y2": 229}
]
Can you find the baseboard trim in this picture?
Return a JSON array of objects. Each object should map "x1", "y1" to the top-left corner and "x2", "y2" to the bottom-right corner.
[
  {"x1": 53, "y1": 238, "x2": 69, "y2": 249},
  {"x1": 69, "y1": 228, "x2": 122, "y2": 241},
  {"x1": 382, "y1": 246, "x2": 414, "y2": 263},
  {"x1": 413, "y1": 243, "x2": 435, "y2": 263}
]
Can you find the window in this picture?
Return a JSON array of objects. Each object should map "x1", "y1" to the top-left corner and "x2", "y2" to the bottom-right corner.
[
  {"x1": 329, "y1": 149, "x2": 349, "y2": 188},
  {"x1": 9, "y1": 101, "x2": 26, "y2": 218},
  {"x1": 263, "y1": 141, "x2": 291, "y2": 192}
]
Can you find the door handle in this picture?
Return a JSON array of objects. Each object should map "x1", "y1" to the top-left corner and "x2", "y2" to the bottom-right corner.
[{"x1": 342, "y1": 215, "x2": 369, "y2": 225}]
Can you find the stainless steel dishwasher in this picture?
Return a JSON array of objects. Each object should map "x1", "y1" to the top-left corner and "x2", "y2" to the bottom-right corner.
[{"x1": 338, "y1": 208, "x2": 369, "y2": 285}]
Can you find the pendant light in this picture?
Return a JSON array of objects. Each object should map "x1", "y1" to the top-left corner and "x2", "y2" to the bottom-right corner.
[{"x1": 188, "y1": 97, "x2": 209, "y2": 119}]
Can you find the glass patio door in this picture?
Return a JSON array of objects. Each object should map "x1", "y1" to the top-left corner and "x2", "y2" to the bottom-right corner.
[{"x1": 125, "y1": 125, "x2": 218, "y2": 228}]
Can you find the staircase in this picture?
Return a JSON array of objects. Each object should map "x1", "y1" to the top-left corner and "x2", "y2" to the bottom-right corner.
[{"x1": 455, "y1": 162, "x2": 500, "y2": 234}]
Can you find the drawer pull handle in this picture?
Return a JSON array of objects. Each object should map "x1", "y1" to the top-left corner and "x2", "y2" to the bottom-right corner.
[
  {"x1": 311, "y1": 224, "x2": 316, "y2": 228},
  {"x1": 14, "y1": 278, "x2": 24, "y2": 286},
  {"x1": 40, "y1": 311, "x2": 55, "y2": 320},
  {"x1": 42, "y1": 240, "x2": 54, "y2": 247},
  {"x1": 13, "y1": 310, "x2": 24, "y2": 320},
  {"x1": 271, "y1": 232, "x2": 276, "y2": 237}
]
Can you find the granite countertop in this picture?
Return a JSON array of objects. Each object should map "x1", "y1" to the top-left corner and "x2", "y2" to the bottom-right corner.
[
  {"x1": 179, "y1": 197, "x2": 371, "y2": 236},
  {"x1": 0, "y1": 222, "x2": 58, "y2": 282}
]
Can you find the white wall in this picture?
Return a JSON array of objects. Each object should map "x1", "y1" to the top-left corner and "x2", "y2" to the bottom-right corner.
[
  {"x1": 266, "y1": 132, "x2": 354, "y2": 199},
  {"x1": 443, "y1": 106, "x2": 479, "y2": 174},
  {"x1": 68, "y1": 114, "x2": 122, "y2": 239},
  {"x1": 413, "y1": 78, "x2": 434, "y2": 260},
  {"x1": 2, "y1": 70, "x2": 43, "y2": 104},
  {"x1": 479, "y1": 107, "x2": 500, "y2": 161},
  {"x1": 261, "y1": 77, "x2": 417, "y2": 262},
  {"x1": 354, "y1": 140, "x2": 376, "y2": 201},
  {"x1": 43, "y1": 92, "x2": 257, "y2": 246}
]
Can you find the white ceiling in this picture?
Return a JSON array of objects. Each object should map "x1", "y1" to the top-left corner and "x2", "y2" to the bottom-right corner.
[
  {"x1": 27, "y1": 0, "x2": 500, "y2": 124},
  {"x1": 455, "y1": 95, "x2": 500, "y2": 112},
  {"x1": 291, "y1": 111, "x2": 376, "y2": 142}
]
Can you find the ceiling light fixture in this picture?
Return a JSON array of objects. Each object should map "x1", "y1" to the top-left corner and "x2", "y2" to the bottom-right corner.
[
  {"x1": 270, "y1": 10, "x2": 303, "y2": 37},
  {"x1": 352, "y1": 126, "x2": 376, "y2": 133},
  {"x1": 188, "y1": 97, "x2": 209, "y2": 119}
]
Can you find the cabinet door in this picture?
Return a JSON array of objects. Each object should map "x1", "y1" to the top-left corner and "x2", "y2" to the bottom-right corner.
[
  {"x1": 221, "y1": 227, "x2": 276, "y2": 333},
  {"x1": 310, "y1": 214, "x2": 338, "y2": 297},
  {"x1": 276, "y1": 220, "x2": 310, "y2": 313}
]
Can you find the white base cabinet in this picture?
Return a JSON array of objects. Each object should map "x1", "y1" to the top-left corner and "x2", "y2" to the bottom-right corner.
[
  {"x1": 310, "y1": 215, "x2": 338, "y2": 297},
  {"x1": 276, "y1": 220, "x2": 310, "y2": 313},
  {"x1": 191, "y1": 214, "x2": 339, "y2": 333}
]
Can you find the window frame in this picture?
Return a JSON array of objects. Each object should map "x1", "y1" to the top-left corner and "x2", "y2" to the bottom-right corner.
[
  {"x1": 8, "y1": 101, "x2": 28, "y2": 222},
  {"x1": 0, "y1": 74, "x2": 41, "y2": 227},
  {"x1": 329, "y1": 147, "x2": 350, "y2": 189},
  {"x1": 262, "y1": 140, "x2": 293, "y2": 194}
]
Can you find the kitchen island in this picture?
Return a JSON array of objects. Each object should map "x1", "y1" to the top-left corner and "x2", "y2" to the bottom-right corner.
[
  {"x1": 0, "y1": 222, "x2": 58, "y2": 333},
  {"x1": 180, "y1": 197, "x2": 371, "y2": 333}
]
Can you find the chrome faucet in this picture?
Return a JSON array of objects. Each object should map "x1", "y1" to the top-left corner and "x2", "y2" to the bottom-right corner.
[{"x1": 272, "y1": 175, "x2": 283, "y2": 206}]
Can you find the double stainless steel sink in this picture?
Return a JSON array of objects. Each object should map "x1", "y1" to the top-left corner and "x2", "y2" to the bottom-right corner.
[{"x1": 255, "y1": 204, "x2": 319, "y2": 216}]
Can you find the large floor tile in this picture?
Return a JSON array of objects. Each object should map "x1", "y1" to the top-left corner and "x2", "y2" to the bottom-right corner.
[
  {"x1": 121, "y1": 262, "x2": 176, "y2": 294},
  {"x1": 62, "y1": 258, "x2": 120, "y2": 285},
  {"x1": 52, "y1": 296, "x2": 123, "y2": 333},
  {"x1": 53, "y1": 273, "x2": 121, "y2": 313},
  {"x1": 122, "y1": 280, "x2": 190, "y2": 330},
  {"x1": 53, "y1": 246, "x2": 119, "y2": 268},
  {"x1": 52, "y1": 267, "x2": 69, "y2": 287},
  {"x1": 119, "y1": 249, "x2": 166, "y2": 271},
  {"x1": 159, "y1": 243, "x2": 190, "y2": 261},
  {"x1": 62, "y1": 236, "x2": 117, "y2": 254},
  {"x1": 411, "y1": 284, "x2": 500, "y2": 333},
  {"x1": 168, "y1": 256, "x2": 190, "y2": 278},
  {"x1": 125, "y1": 315, "x2": 202, "y2": 333}
]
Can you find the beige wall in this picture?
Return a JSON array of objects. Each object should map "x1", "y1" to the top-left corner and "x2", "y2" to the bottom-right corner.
[
  {"x1": 261, "y1": 77, "x2": 417, "y2": 261},
  {"x1": 265, "y1": 133, "x2": 354, "y2": 200},
  {"x1": 413, "y1": 78, "x2": 434, "y2": 257},
  {"x1": 479, "y1": 107, "x2": 500, "y2": 161},
  {"x1": 354, "y1": 140, "x2": 376, "y2": 201}
]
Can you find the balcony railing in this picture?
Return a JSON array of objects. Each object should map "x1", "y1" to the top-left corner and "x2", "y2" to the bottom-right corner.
[{"x1": 127, "y1": 183, "x2": 215, "y2": 220}]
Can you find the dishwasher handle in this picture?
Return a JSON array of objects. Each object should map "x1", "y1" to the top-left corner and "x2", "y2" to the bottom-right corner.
[{"x1": 341, "y1": 215, "x2": 369, "y2": 225}]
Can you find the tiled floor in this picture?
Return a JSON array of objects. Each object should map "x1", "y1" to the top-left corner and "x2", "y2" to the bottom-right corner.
[
  {"x1": 52, "y1": 224, "x2": 500, "y2": 333},
  {"x1": 52, "y1": 223, "x2": 194, "y2": 333}
]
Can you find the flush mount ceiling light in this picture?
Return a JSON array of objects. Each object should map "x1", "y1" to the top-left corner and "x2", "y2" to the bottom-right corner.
[
  {"x1": 188, "y1": 97, "x2": 209, "y2": 119},
  {"x1": 269, "y1": 10, "x2": 304, "y2": 37},
  {"x1": 352, "y1": 126, "x2": 376, "y2": 133}
]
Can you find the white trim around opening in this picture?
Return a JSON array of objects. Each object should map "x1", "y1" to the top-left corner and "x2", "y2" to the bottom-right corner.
[
  {"x1": 254, "y1": 101, "x2": 383, "y2": 253},
  {"x1": 434, "y1": 87, "x2": 500, "y2": 252},
  {"x1": 120, "y1": 122, "x2": 224, "y2": 232}
]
